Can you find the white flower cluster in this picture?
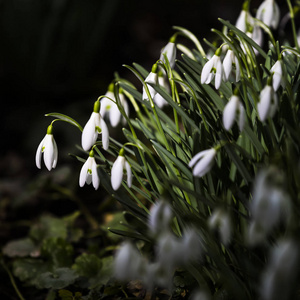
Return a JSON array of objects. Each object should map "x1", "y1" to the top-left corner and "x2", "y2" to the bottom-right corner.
[{"x1": 114, "y1": 200, "x2": 202, "y2": 289}]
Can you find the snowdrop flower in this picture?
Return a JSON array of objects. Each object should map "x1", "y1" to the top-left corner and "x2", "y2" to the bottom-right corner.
[
  {"x1": 153, "y1": 71, "x2": 169, "y2": 108},
  {"x1": 261, "y1": 239, "x2": 298, "y2": 300},
  {"x1": 189, "y1": 148, "x2": 217, "y2": 177},
  {"x1": 111, "y1": 148, "x2": 132, "y2": 191},
  {"x1": 100, "y1": 84, "x2": 129, "y2": 127},
  {"x1": 81, "y1": 100, "x2": 109, "y2": 151},
  {"x1": 223, "y1": 94, "x2": 245, "y2": 131},
  {"x1": 114, "y1": 241, "x2": 142, "y2": 281},
  {"x1": 180, "y1": 228, "x2": 202, "y2": 263},
  {"x1": 257, "y1": 78, "x2": 278, "y2": 121},
  {"x1": 270, "y1": 59, "x2": 284, "y2": 91},
  {"x1": 79, "y1": 150, "x2": 100, "y2": 190},
  {"x1": 159, "y1": 35, "x2": 176, "y2": 69},
  {"x1": 142, "y1": 63, "x2": 158, "y2": 100},
  {"x1": 148, "y1": 200, "x2": 173, "y2": 235},
  {"x1": 36, "y1": 124, "x2": 58, "y2": 171},
  {"x1": 223, "y1": 49, "x2": 240, "y2": 82},
  {"x1": 208, "y1": 209, "x2": 232, "y2": 245},
  {"x1": 201, "y1": 47, "x2": 223, "y2": 90},
  {"x1": 256, "y1": 0, "x2": 280, "y2": 29}
]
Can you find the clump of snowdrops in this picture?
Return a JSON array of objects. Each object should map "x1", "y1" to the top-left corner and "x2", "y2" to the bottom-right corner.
[{"x1": 35, "y1": 0, "x2": 300, "y2": 299}]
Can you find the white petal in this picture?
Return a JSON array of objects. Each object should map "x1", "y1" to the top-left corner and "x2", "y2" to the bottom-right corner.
[
  {"x1": 100, "y1": 118, "x2": 109, "y2": 150},
  {"x1": 201, "y1": 56, "x2": 215, "y2": 84},
  {"x1": 272, "y1": 2, "x2": 280, "y2": 29},
  {"x1": 35, "y1": 136, "x2": 45, "y2": 169},
  {"x1": 125, "y1": 161, "x2": 132, "y2": 188},
  {"x1": 236, "y1": 10, "x2": 247, "y2": 32},
  {"x1": 143, "y1": 72, "x2": 158, "y2": 100},
  {"x1": 238, "y1": 103, "x2": 246, "y2": 131},
  {"x1": 100, "y1": 96, "x2": 111, "y2": 118},
  {"x1": 79, "y1": 157, "x2": 92, "y2": 187},
  {"x1": 154, "y1": 93, "x2": 168, "y2": 108},
  {"x1": 192, "y1": 149, "x2": 216, "y2": 177},
  {"x1": 111, "y1": 156, "x2": 125, "y2": 191},
  {"x1": 52, "y1": 136, "x2": 58, "y2": 169},
  {"x1": 160, "y1": 42, "x2": 176, "y2": 68},
  {"x1": 82, "y1": 113, "x2": 98, "y2": 151},
  {"x1": 235, "y1": 56, "x2": 241, "y2": 82},
  {"x1": 189, "y1": 150, "x2": 209, "y2": 168},
  {"x1": 92, "y1": 158, "x2": 100, "y2": 190},
  {"x1": 223, "y1": 50, "x2": 233, "y2": 81},
  {"x1": 110, "y1": 102, "x2": 122, "y2": 127},
  {"x1": 214, "y1": 57, "x2": 223, "y2": 90},
  {"x1": 43, "y1": 135, "x2": 55, "y2": 171},
  {"x1": 223, "y1": 96, "x2": 239, "y2": 131},
  {"x1": 258, "y1": 86, "x2": 272, "y2": 121}
]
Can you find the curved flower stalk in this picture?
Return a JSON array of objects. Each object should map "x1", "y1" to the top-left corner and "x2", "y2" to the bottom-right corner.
[
  {"x1": 100, "y1": 83, "x2": 129, "y2": 127},
  {"x1": 159, "y1": 35, "x2": 177, "y2": 69},
  {"x1": 81, "y1": 100, "x2": 109, "y2": 151},
  {"x1": 111, "y1": 148, "x2": 132, "y2": 191},
  {"x1": 153, "y1": 71, "x2": 170, "y2": 108},
  {"x1": 270, "y1": 59, "x2": 284, "y2": 91},
  {"x1": 36, "y1": 124, "x2": 58, "y2": 171},
  {"x1": 79, "y1": 149, "x2": 100, "y2": 190},
  {"x1": 223, "y1": 49, "x2": 240, "y2": 82},
  {"x1": 256, "y1": 0, "x2": 280, "y2": 29},
  {"x1": 142, "y1": 63, "x2": 158, "y2": 101},
  {"x1": 222, "y1": 94, "x2": 245, "y2": 131},
  {"x1": 257, "y1": 77, "x2": 278, "y2": 121},
  {"x1": 201, "y1": 47, "x2": 223, "y2": 90},
  {"x1": 189, "y1": 148, "x2": 217, "y2": 177}
]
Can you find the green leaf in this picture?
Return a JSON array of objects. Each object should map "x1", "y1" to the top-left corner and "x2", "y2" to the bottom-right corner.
[
  {"x1": 36, "y1": 268, "x2": 78, "y2": 290},
  {"x1": 72, "y1": 253, "x2": 103, "y2": 278},
  {"x1": 3, "y1": 238, "x2": 38, "y2": 257},
  {"x1": 46, "y1": 113, "x2": 83, "y2": 131}
]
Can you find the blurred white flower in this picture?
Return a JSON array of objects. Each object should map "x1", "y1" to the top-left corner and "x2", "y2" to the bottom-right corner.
[
  {"x1": 201, "y1": 50, "x2": 223, "y2": 90},
  {"x1": 159, "y1": 37, "x2": 176, "y2": 68},
  {"x1": 148, "y1": 200, "x2": 173, "y2": 235},
  {"x1": 257, "y1": 83, "x2": 278, "y2": 121},
  {"x1": 142, "y1": 64, "x2": 158, "y2": 100},
  {"x1": 111, "y1": 150, "x2": 132, "y2": 191},
  {"x1": 223, "y1": 94, "x2": 245, "y2": 131},
  {"x1": 100, "y1": 87, "x2": 129, "y2": 127},
  {"x1": 223, "y1": 49, "x2": 240, "y2": 82},
  {"x1": 36, "y1": 125, "x2": 58, "y2": 171},
  {"x1": 208, "y1": 209, "x2": 232, "y2": 245},
  {"x1": 270, "y1": 60, "x2": 284, "y2": 91},
  {"x1": 256, "y1": 0, "x2": 280, "y2": 29},
  {"x1": 114, "y1": 242, "x2": 142, "y2": 281},
  {"x1": 189, "y1": 148, "x2": 217, "y2": 177},
  {"x1": 81, "y1": 101, "x2": 109, "y2": 151},
  {"x1": 181, "y1": 228, "x2": 202, "y2": 263},
  {"x1": 79, "y1": 151, "x2": 100, "y2": 190},
  {"x1": 261, "y1": 239, "x2": 298, "y2": 300}
]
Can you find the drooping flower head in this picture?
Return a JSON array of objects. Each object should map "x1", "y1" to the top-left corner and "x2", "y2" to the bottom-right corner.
[
  {"x1": 201, "y1": 47, "x2": 224, "y2": 90},
  {"x1": 159, "y1": 35, "x2": 177, "y2": 69},
  {"x1": 81, "y1": 100, "x2": 109, "y2": 151},
  {"x1": 111, "y1": 148, "x2": 132, "y2": 191},
  {"x1": 79, "y1": 149, "x2": 100, "y2": 190},
  {"x1": 189, "y1": 148, "x2": 217, "y2": 177},
  {"x1": 256, "y1": 0, "x2": 280, "y2": 29},
  {"x1": 257, "y1": 76, "x2": 278, "y2": 122},
  {"x1": 35, "y1": 124, "x2": 58, "y2": 171},
  {"x1": 223, "y1": 92, "x2": 245, "y2": 131},
  {"x1": 142, "y1": 63, "x2": 158, "y2": 101},
  {"x1": 223, "y1": 49, "x2": 240, "y2": 82},
  {"x1": 153, "y1": 71, "x2": 170, "y2": 108},
  {"x1": 100, "y1": 83, "x2": 129, "y2": 127},
  {"x1": 270, "y1": 59, "x2": 284, "y2": 92}
]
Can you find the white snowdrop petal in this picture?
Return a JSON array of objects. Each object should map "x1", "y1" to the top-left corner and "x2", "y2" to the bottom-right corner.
[
  {"x1": 188, "y1": 150, "x2": 209, "y2": 168},
  {"x1": 35, "y1": 136, "x2": 45, "y2": 169},
  {"x1": 125, "y1": 161, "x2": 132, "y2": 188},
  {"x1": 43, "y1": 135, "x2": 55, "y2": 171},
  {"x1": 111, "y1": 156, "x2": 125, "y2": 190},
  {"x1": 238, "y1": 103, "x2": 246, "y2": 131},
  {"x1": 223, "y1": 51, "x2": 233, "y2": 81},
  {"x1": 258, "y1": 86, "x2": 272, "y2": 121},
  {"x1": 201, "y1": 57, "x2": 215, "y2": 84},
  {"x1": 110, "y1": 102, "x2": 121, "y2": 127},
  {"x1": 82, "y1": 114, "x2": 97, "y2": 151},
  {"x1": 92, "y1": 159, "x2": 100, "y2": 190},
  {"x1": 52, "y1": 137, "x2": 58, "y2": 169},
  {"x1": 100, "y1": 118, "x2": 109, "y2": 150},
  {"x1": 223, "y1": 96, "x2": 238, "y2": 131},
  {"x1": 79, "y1": 157, "x2": 91, "y2": 187},
  {"x1": 192, "y1": 149, "x2": 216, "y2": 177}
]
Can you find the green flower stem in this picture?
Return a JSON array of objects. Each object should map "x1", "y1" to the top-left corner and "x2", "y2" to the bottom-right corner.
[
  {"x1": 1, "y1": 259, "x2": 26, "y2": 300},
  {"x1": 287, "y1": 0, "x2": 299, "y2": 51}
]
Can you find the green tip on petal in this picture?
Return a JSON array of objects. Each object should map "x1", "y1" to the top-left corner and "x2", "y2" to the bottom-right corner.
[
  {"x1": 119, "y1": 148, "x2": 125, "y2": 157},
  {"x1": 108, "y1": 82, "x2": 114, "y2": 92},
  {"x1": 151, "y1": 63, "x2": 158, "y2": 73},
  {"x1": 267, "y1": 76, "x2": 273, "y2": 86},
  {"x1": 233, "y1": 87, "x2": 240, "y2": 96},
  {"x1": 47, "y1": 124, "x2": 53, "y2": 135},
  {"x1": 93, "y1": 100, "x2": 100, "y2": 113},
  {"x1": 215, "y1": 47, "x2": 222, "y2": 57},
  {"x1": 89, "y1": 149, "x2": 95, "y2": 157},
  {"x1": 242, "y1": 0, "x2": 249, "y2": 11},
  {"x1": 169, "y1": 34, "x2": 176, "y2": 43}
]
